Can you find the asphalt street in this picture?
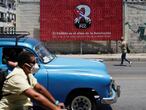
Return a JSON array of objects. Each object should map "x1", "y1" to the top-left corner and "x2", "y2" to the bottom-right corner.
[{"x1": 101, "y1": 61, "x2": 146, "y2": 110}]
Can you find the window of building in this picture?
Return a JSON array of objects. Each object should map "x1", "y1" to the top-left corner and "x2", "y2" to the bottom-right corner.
[
  {"x1": 8, "y1": 3, "x2": 12, "y2": 9},
  {"x1": 0, "y1": 12, "x2": 2, "y2": 20},
  {"x1": 0, "y1": 27, "x2": 4, "y2": 33},
  {"x1": 4, "y1": 27, "x2": 8, "y2": 33},
  {"x1": 0, "y1": 12, "x2": 4, "y2": 22},
  {"x1": 0, "y1": 0, "x2": 3, "y2": 4},
  {"x1": 0, "y1": 0, "x2": 6, "y2": 7}
]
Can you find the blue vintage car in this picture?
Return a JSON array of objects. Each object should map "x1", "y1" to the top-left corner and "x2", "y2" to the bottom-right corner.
[{"x1": 0, "y1": 33, "x2": 120, "y2": 110}]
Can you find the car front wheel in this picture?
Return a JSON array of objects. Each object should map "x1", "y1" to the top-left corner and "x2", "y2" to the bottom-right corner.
[{"x1": 68, "y1": 93, "x2": 97, "y2": 110}]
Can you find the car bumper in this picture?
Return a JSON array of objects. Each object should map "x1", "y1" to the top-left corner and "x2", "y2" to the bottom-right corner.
[{"x1": 101, "y1": 83, "x2": 120, "y2": 104}]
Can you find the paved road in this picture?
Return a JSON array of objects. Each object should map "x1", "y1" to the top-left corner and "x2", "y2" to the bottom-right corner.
[{"x1": 100, "y1": 61, "x2": 146, "y2": 110}]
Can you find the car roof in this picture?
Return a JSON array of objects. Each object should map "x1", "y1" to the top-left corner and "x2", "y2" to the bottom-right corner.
[{"x1": 0, "y1": 35, "x2": 40, "y2": 49}]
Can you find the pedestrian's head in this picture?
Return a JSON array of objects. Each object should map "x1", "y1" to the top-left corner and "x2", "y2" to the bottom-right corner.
[
  {"x1": 17, "y1": 51, "x2": 39, "y2": 74},
  {"x1": 120, "y1": 37, "x2": 124, "y2": 41}
]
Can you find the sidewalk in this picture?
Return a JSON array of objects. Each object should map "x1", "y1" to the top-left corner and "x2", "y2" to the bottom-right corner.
[{"x1": 57, "y1": 53, "x2": 146, "y2": 61}]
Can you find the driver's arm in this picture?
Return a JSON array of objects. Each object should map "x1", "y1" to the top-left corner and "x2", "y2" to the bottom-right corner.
[{"x1": 24, "y1": 87, "x2": 61, "y2": 110}]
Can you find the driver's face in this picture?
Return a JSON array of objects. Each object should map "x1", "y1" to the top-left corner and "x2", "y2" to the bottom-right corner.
[{"x1": 23, "y1": 56, "x2": 36, "y2": 74}]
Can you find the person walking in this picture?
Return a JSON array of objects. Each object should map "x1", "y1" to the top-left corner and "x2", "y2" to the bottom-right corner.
[
  {"x1": 0, "y1": 51, "x2": 64, "y2": 110},
  {"x1": 120, "y1": 38, "x2": 132, "y2": 66}
]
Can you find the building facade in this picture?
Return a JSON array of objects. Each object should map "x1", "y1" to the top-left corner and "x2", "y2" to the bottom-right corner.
[
  {"x1": 16, "y1": 0, "x2": 146, "y2": 53},
  {"x1": 16, "y1": 0, "x2": 40, "y2": 39},
  {"x1": 124, "y1": 0, "x2": 146, "y2": 53},
  {"x1": 0, "y1": 0, "x2": 16, "y2": 33}
]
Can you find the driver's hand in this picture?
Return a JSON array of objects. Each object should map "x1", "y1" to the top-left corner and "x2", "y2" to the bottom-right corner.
[{"x1": 57, "y1": 102, "x2": 65, "y2": 109}]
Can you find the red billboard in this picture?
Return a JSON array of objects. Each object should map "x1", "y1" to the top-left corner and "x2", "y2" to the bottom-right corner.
[{"x1": 40, "y1": 0, "x2": 123, "y2": 41}]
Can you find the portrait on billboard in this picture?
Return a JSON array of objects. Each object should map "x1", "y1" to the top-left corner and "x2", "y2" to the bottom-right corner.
[{"x1": 74, "y1": 5, "x2": 91, "y2": 29}]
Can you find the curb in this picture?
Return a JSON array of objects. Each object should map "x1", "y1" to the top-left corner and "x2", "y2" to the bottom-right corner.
[{"x1": 57, "y1": 54, "x2": 146, "y2": 61}]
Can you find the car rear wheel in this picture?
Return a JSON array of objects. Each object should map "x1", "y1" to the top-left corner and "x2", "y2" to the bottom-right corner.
[{"x1": 68, "y1": 93, "x2": 97, "y2": 110}]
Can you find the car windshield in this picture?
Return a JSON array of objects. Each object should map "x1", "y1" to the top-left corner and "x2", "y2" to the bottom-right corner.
[{"x1": 35, "y1": 44, "x2": 55, "y2": 63}]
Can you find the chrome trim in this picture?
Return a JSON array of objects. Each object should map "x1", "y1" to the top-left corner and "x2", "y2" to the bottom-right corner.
[{"x1": 101, "y1": 84, "x2": 120, "y2": 104}]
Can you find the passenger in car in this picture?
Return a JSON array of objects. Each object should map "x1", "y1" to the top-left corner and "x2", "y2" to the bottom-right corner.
[{"x1": 2, "y1": 48, "x2": 23, "y2": 70}]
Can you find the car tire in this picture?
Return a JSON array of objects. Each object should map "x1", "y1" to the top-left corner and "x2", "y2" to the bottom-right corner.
[{"x1": 68, "y1": 93, "x2": 97, "y2": 110}]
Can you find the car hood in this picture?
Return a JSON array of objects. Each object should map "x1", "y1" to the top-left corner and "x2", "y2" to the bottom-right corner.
[
  {"x1": 39, "y1": 56, "x2": 111, "y2": 100},
  {"x1": 44, "y1": 56, "x2": 110, "y2": 78}
]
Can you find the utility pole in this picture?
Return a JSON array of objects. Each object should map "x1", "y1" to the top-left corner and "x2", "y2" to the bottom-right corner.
[{"x1": 123, "y1": 0, "x2": 128, "y2": 42}]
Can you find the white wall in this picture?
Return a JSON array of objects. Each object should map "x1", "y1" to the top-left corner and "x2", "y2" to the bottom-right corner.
[{"x1": 16, "y1": 0, "x2": 40, "y2": 38}]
